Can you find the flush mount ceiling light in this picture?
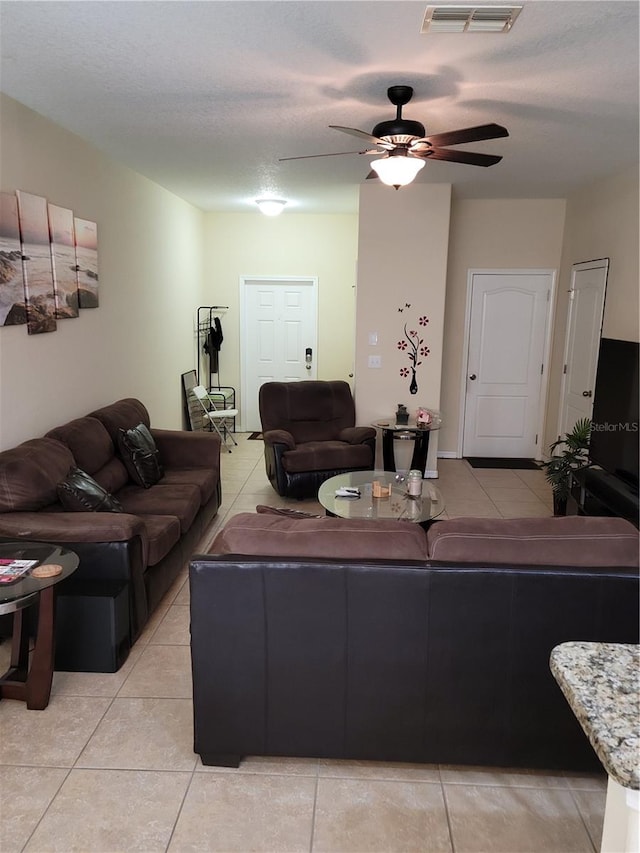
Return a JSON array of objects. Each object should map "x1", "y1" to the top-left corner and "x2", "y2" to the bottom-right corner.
[
  {"x1": 255, "y1": 198, "x2": 287, "y2": 216},
  {"x1": 370, "y1": 152, "x2": 425, "y2": 189},
  {"x1": 421, "y1": 5, "x2": 522, "y2": 33}
]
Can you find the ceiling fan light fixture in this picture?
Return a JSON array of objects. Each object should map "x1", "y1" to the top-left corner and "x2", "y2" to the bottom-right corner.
[
  {"x1": 255, "y1": 198, "x2": 287, "y2": 216},
  {"x1": 371, "y1": 155, "x2": 425, "y2": 189}
]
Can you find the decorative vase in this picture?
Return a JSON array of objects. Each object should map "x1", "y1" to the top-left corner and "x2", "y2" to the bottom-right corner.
[
  {"x1": 409, "y1": 369, "x2": 418, "y2": 395},
  {"x1": 396, "y1": 404, "x2": 409, "y2": 425}
]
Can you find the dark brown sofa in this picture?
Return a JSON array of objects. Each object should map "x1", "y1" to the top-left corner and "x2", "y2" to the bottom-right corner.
[
  {"x1": 190, "y1": 513, "x2": 639, "y2": 772},
  {"x1": 0, "y1": 398, "x2": 221, "y2": 661}
]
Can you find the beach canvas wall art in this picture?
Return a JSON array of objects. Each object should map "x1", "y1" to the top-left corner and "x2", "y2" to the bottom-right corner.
[
  {"x1": 48, "y1": 204, "x2": 79, "y2": 319},
  {"x1": 74, "y1": 218, "x2": 99, "y2": 308},
  {"x1": 16, "y1": 190, "x2": 57, "y2": 334},
  {"x1": 0, "y1": 192, "x2": 27, "y2": 326},
  {"x1": 1, "y1": 190, "x2": 99, "y2": 336}
]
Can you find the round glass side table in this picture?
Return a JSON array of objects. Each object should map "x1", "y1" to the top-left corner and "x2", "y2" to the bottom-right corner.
[
  {"x1": 0, "y1": 541, "x2": 79, "y2": 710},
  {"x1": 373, "y1": 411, "x2": 442, "y2": 473}
]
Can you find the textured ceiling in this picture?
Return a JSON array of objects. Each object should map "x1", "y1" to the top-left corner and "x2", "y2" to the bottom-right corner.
[{"x1": 0, "y1": 1, "x2": 638, "y2": 213}]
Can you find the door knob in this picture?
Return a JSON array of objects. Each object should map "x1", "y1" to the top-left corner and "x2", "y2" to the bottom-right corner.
[
  {"x1": 469, "y1": 374, "x2": 477, "y2": 381},
  {"x1": 582, "y1": 390, "x2": 592, "y2": 397}
]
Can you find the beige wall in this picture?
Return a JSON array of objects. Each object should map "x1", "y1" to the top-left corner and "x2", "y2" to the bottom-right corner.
[
  {"x1": 544, "y1": 164, "x2": 640, "y2": 452},
  {"x1": 201, "y1": 212, "x2": 358, "y2": 425},
  {"x1": 355, "y1": 182, "x2": 452, "y2": 473},
  {"x1": 0, "y1": 94, "x2": 205, "y2": 450},
  {"x1": 3, "y1": 91, "x2": 634, "y2": 462},
  {"x1": 440, "y1": 198, "x2": 567, "y2": 454}
]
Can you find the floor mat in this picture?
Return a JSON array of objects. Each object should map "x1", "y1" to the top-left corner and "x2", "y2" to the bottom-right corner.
[
  {"x1": 247, "y1": 432, "x2": 263, "y2": 440},
  {"x1": 465, "y1": 457, "x2": 541, "y2": 470}
]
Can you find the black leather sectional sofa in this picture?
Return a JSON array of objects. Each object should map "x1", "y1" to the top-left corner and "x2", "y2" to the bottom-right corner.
[{"x1": 190, "y1": 513, "x2": 639, "y2": 772}]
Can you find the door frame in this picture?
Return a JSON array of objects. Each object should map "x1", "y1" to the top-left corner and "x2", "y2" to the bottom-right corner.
[
  {"x1": 239, "y1": 275, "x2": 318, "y2": 432},
  {"x1": 556, "y1": 257, "x2": 608, "y2": 443},
  {"x1": 456, "y1": 268, "x2": 557, "y2": 459}
]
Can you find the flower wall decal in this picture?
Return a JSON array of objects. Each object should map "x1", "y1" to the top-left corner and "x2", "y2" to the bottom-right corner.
[{"x1": 397, "y1": 303, "x2": 430, "y2": 395}]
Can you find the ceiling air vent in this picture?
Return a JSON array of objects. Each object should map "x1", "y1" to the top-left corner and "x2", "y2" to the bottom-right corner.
[{"x1": 421, "y1": 5, "x2": 522, "y2": 33}]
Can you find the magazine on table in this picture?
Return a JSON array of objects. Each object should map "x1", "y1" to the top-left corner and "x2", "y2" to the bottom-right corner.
[{"x1": 0, "y1": 558, "x2": 39, "y2": 584}]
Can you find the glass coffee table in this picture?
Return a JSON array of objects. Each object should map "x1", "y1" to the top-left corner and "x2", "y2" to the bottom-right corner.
[{"x1": 318, "y1": 470, "x2": 445, "y2": 526}]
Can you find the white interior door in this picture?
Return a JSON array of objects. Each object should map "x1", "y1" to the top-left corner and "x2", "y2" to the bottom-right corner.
[
  {"x1": 557, "y1": 259, "x2": 608, "y2": 440},
  {"x1": 462, "y1": 271, "x2": 553, "y2": 458},
  {"x1": 240, "y1": 277, "x2": 318, "y2": 431}
]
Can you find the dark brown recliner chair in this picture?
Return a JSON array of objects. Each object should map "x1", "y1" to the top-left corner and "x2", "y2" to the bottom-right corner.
[{"x1": 259, "y1": 380, "x2": 376, "y2": 499}]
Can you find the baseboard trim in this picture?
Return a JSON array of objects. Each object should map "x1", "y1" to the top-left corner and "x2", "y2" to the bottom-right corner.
[{"x1": 437, "y1": 451, "x2": 458, "y2": 459}]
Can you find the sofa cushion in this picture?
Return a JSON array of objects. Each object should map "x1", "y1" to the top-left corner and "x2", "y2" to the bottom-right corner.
[
  {"x1": 118, "y1": 423, "x2": 164, "y2": 488},
  {"x1": 282, "y1": 441, "x2": 373, "y2": 474},
  {"x1": 427, "y1": 516, "x2": 640, "y2": 568},
  {"x1": 46, "y1": 415, "x2": 130, "y2": 495},
  {"x1": 57, "y1": 467, "x2": 124, "y2": 513},
  {"x1": 89, "y1": 398, "x2": 151, "y2": 443},
  {"x1": 210, "y1": 513, "x2": 429, "y2": 561},
  {"x1": 117, "y1": 483, "x2": 200, "y2": 534},
  {"x1": 46, "y1": 417, "x2": 115, "y2": 475},
  {"x1": 91, "y1": 457, "x2": 130, "y2": 496},
  {"x1": 0, "y1": 438, "x2": 76, "y2": 512},
  {"x1": 161, "y1": 468, "x2": 218, "y2": 505},
  {"x1": 138, "y1": 515, "x2": 181, "y2": 566}
]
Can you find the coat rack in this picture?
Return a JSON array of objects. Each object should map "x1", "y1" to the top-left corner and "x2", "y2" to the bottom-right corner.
[
  {"x1": 195, "y1": 305, "x2": 236, "y2": 433},
  {"x1": 197, "y1": 305, "x2": 228, "y2": 387}
]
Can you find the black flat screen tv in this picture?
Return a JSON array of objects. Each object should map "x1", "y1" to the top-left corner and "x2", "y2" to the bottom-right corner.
[{"x1": 589, "y1": 337, "x2": 639, "y2": 493}]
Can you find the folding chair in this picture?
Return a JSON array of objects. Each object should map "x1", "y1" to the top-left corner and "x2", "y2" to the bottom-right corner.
[{"x1": 191, "y1": 385, "x2": 238, "y2": 452}]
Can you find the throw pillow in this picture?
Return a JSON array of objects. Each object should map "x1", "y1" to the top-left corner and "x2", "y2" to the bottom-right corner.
[
  {"x1": 57, "y1": 467, "x2": 123, "y2": 513},
  {"x1": 118, "y1": 422, "x2": 164, "y2": 488},
  {"x1": 255, "y1": 504, "x2": 323, "y2": 519}
]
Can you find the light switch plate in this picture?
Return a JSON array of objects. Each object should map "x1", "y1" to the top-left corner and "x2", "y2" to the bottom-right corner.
[{"x1": 368, "y1": 332, "x2": 378, "y2": 346}]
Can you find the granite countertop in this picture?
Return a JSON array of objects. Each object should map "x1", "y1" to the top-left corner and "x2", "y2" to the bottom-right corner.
[{"x1": 550, "y1": 641, "x2": 639, "y2": 790}]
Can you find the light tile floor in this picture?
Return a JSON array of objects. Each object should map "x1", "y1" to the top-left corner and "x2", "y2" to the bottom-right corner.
[{"x1": 0, "y1": 440, "x2": 606, "y2": 853}]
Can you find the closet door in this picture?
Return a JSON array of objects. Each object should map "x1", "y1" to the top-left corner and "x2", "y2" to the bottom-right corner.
[{"x1": 462, "y1": 270, "x2": 554, "y2": 459}]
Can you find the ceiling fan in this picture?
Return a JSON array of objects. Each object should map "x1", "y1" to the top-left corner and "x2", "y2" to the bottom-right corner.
[{"x1": 280, "y1": 85, "x2": 508, "y2": 189}]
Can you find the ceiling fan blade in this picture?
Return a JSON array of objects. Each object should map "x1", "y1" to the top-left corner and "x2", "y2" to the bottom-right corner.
[
  {"x1": 413, "y1": 123, "x2": 509, "y2": 149},
  {"x1": 365, "y1": 170, "x2": 378, "y2": 180},
  {"x1": 330, "y1": 125, "x2": 395, "y2": 149},
  {"x1": 419, "y1": 147, "x2": 503, "y2": 167},
  {"x1": 279, "y1": 149, "x2": 378, "y2": 162}
]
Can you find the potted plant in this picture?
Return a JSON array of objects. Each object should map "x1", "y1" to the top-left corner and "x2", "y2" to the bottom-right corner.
[{"x1": 542, "y1": 418, "x2": 592, "y2": 516}]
